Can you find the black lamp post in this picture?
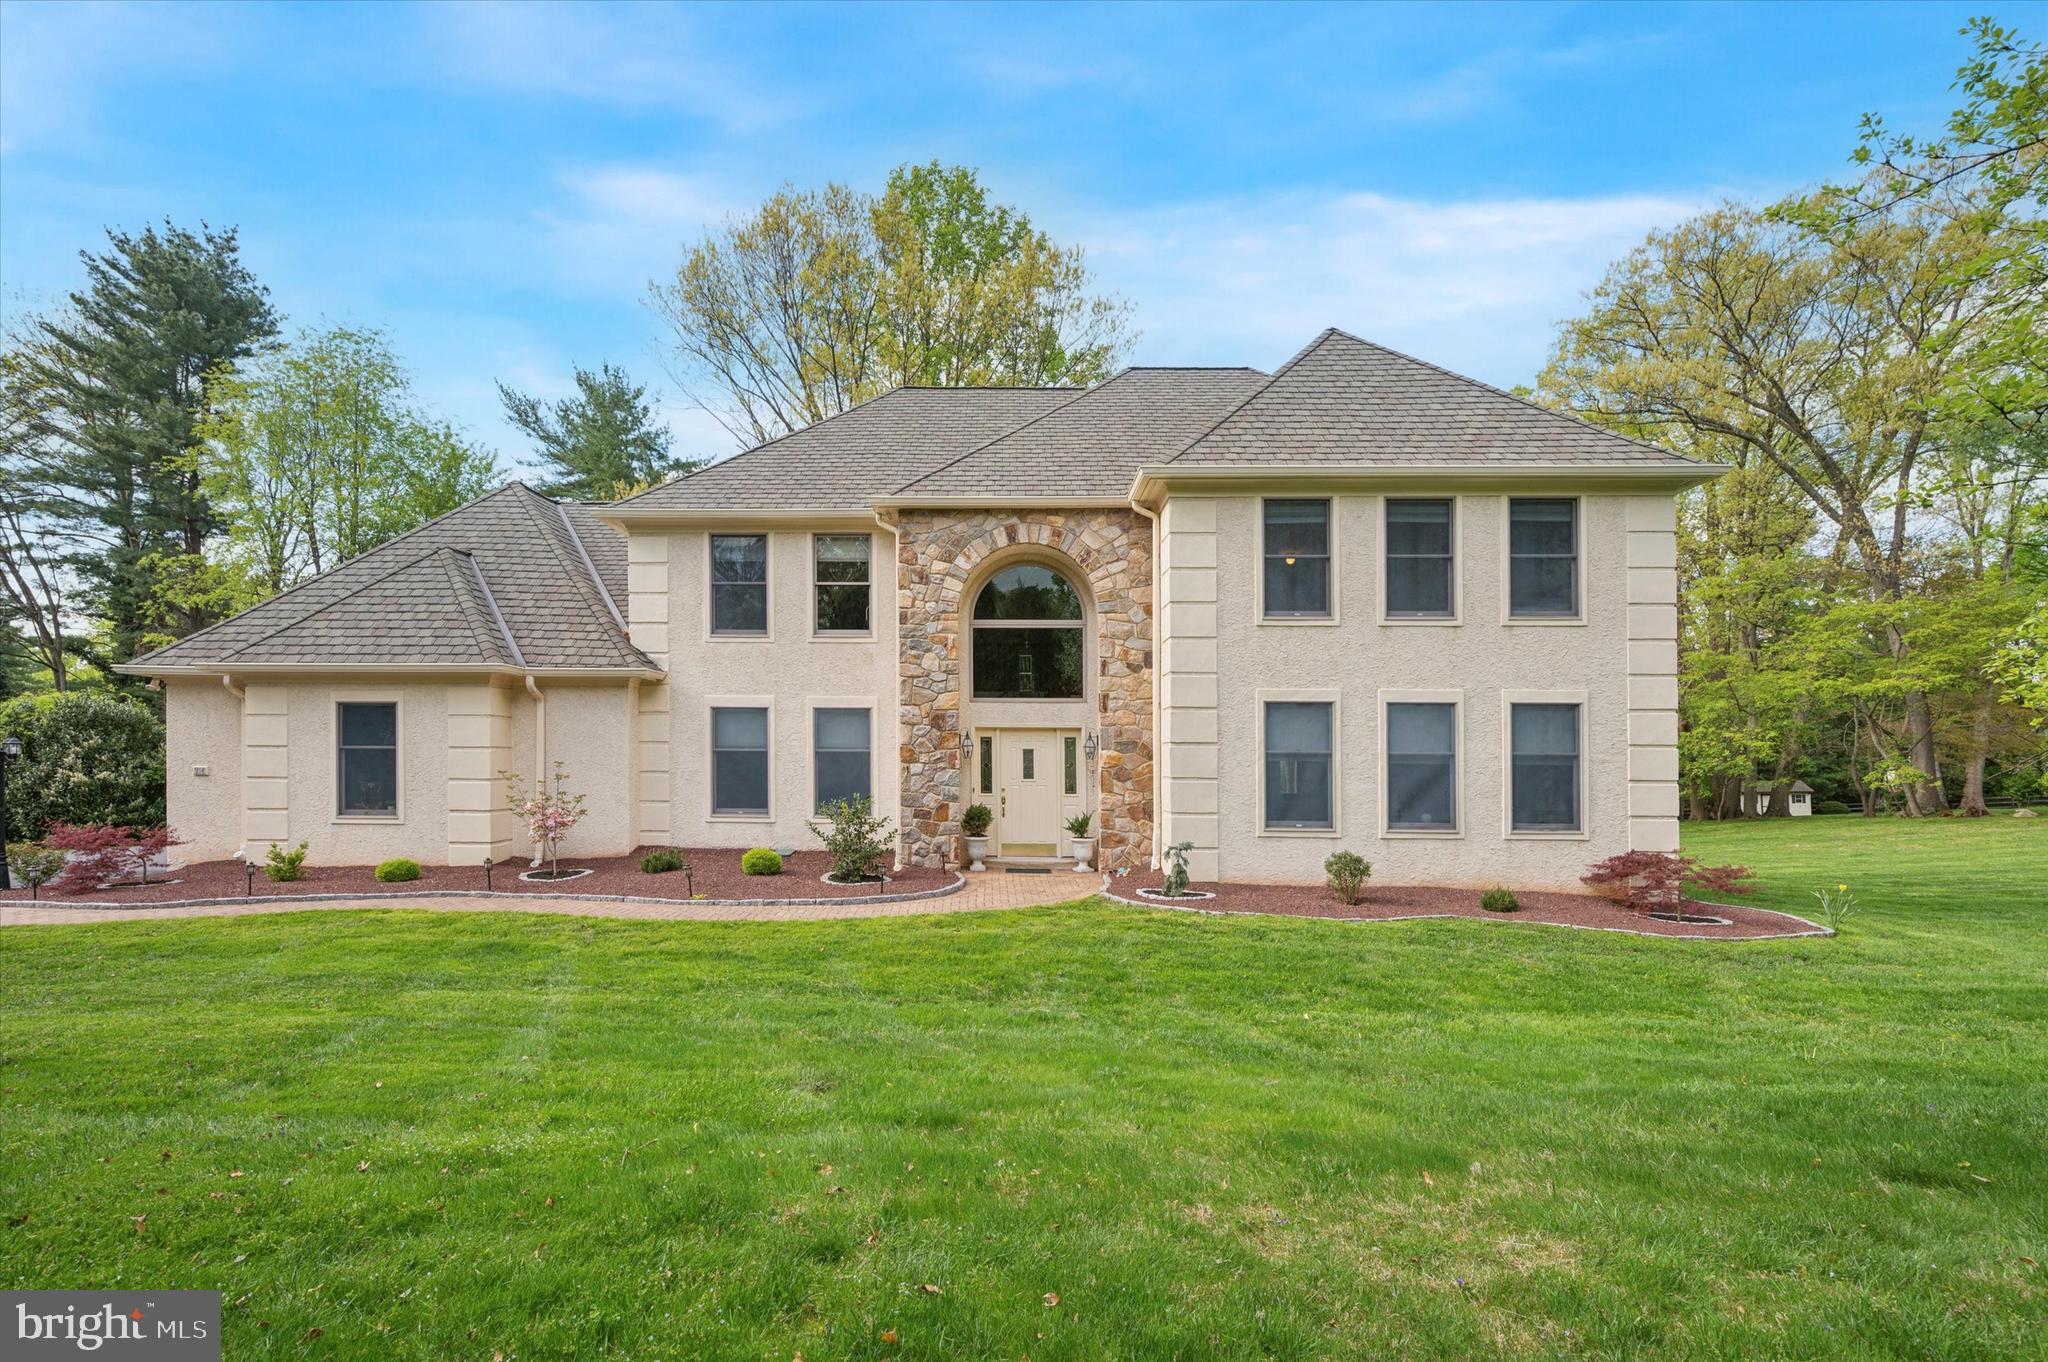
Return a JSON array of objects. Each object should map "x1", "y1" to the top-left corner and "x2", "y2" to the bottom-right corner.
[{"x1": 0, "y1": 735, "x2": 20, "y2": 891}]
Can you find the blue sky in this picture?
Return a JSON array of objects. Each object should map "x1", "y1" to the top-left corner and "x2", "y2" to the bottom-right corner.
[{"x1": 3, "y1": 0, "x2": 2038, "y2": 469}]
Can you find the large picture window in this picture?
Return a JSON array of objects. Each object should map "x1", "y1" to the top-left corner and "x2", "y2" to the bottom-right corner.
[
  {"x1": 710, "y1": 534, "x2": 768, "y2": 634},
  {"x1": 1263, "y1": 700, "x2": 1333, "y2": 830},
  {"x1": 971, "y1": 564, "x2": 1084, "y2": 699},
  {"x1": 1508, "y1": 499, "x2": 1578, "y2": 618},
  {"x1": 1510, "y1": 703, "x2": 1581, "y2": 832},
  {"x1": 1385, "y1": 499, "x2": 1454, "y2": 617},
  {"x1": 711, "y1": 706, "x2": 770, "y2": 815},
  {"x1": 1386, "y1": 702, "x2": 1456, "y2": 831},
  {"x1": 812, "y1": 707, "x2": 871, "y2": 810},
  {"x1": 813, "y1": 535, "x2": 870, "y2": 633},
  {"x1": 337, "y1": 702, "x2": 398, "y2": 817},
  {"x1": 1262, "y1": 499, "x2": 1331, "y2": 618}
]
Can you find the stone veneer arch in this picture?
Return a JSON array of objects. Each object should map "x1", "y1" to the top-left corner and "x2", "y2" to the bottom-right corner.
[{"x1": 895, "y1": 509, "x2": 1154, "y2": 870}]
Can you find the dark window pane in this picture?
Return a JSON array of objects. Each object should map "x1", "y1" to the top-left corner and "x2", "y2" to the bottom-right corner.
[
  {"x1": 713, "y1": 582, "x2": 767, "y2": 633},
  {"x1": 340, "y1": 748, "x2": 397, "y2": 816},
  {"x1": 1511, "y1": 703, "x2": 1580, "y2": 831},
  {"x1": 1510, "y1": 556, "x2": 1576, "y2": 616},
  {"x1": 710, "y1": 534, "x2": 767, "y2": 582},
  {"x1": 1263, "y1": 499, "x2": 1329, "y2": 554},
  {"x1": 815, "y1": 583, "x2": 869, "y2": 632},
  {"x1": 1387, "y1": 702, "x2": 1454, "y2": 756},
  {"x1": 713, "y1": 707, "x2": 768, "y2": 749},
  {"x1": 1385, "y1": 558, "x2": 1452, "y2": 616},
  {"x1": 1509, "y1": 500, "x2": 1575, "y2": 555},
  {"x1": 339, "y1": 702, "x2": 396, "y2": 747},
  {"x1": 1389, "y1": 757, "x2": 1454, "y2": 828},
  {"x1": 714, "y1": 751, "x2": 769, "y2": 815},
  {"x1": 1022, "y1": 748, "x2": 1035, "y2": 780},
  {"x1": 973, "y1": 565, "x2": 1083, "y2": 620},
  {"x1": 814, "y1": 708, "x2": 872, "y2": 808},
  {"x1": 1264, "y1": 555, "x2": 1330, "y2": 616},
  {"x1": 972, "y1": 626, "x2": 1084, "y2": 698},
  {"x1": 1064, "y1": 735, "x2": 1078, "y2": 795},
  {"x1": 814, "y1": 707, "x2": 868, "y2": 751},
  {"x1": 1264, "y1": 701, "x2": 1333, "y2": 829},
  {"x1": 979, "y1": 736, "x2": 993, "y2": 793},
  {"x1": 1385, "y1": 499, "x2": 1451, "y2": 555},
  {"x1": 813, "y1": 535, "x2": 869, "y2": 583}
]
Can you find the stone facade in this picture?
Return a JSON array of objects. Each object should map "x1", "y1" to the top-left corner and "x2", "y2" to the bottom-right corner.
[{"x1": 895, "y1": 509, "x2": 1155, "y2": 870}]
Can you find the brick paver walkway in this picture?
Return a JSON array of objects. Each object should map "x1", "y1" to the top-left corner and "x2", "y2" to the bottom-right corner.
[{"x1": 0, "y1": 865, "x2": 1100, "y2": 927}]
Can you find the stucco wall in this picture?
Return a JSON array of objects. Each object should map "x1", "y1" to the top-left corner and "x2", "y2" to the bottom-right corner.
[
  {"x1": 1172, "y1": 490, "x2": 1661, "y2": 890},
  {"x1": 651, "y1": 527, "x2": 900, "y2": 854},
  {"x1": 536, "y1": 682, "x2": 638, "y2": 858},
  {"x1": 164, "y1": 679, "x2": 244, "y2": 862},
  {"x1": 279, "y1": 683, "x2": 451, "y2": 864}
]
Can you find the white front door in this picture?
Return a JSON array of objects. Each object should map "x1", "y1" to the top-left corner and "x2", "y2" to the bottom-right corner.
[{"x1": 998, "y1": 730, "x2": 1061, "y2": 856}]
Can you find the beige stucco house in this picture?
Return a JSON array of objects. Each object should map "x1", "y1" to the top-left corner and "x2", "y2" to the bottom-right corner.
[{"x1": 121, "y1": 330, "x2": 1722, "y2": 889}]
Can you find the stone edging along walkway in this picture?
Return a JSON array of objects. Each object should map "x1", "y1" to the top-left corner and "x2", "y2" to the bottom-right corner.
[{"x1": 1095, "y1": 883, "x2": 1834, "y2": 942}]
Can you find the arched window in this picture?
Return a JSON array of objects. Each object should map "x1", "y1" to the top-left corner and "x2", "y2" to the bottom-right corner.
[{"x1": 971, "y1": 564, "x2": 1085, "y2": 699}]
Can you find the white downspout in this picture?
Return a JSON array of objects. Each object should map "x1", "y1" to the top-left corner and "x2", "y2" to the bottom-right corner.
[
  {"x1": 1128, "y1": 499, "x2": 1163, "y2": 868},
  {"x1": 222, "y1": 673, "x2": 248, "y2": 858},
  {"x1": 524, "y1": 673, "x2": 546, "y2": 867}
]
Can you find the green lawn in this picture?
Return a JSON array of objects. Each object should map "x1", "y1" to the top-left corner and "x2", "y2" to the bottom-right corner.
[{"x1": 3, "y1": 819, "x2": 2043, "y2": 1360}]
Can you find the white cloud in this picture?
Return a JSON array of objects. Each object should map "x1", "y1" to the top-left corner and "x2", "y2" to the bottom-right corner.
[
  {"x1": 536, "y1": 166, "x2": 741, "y2": 297},
  {"x1": 1072, "y1": 188, "x2": 1707, "y2": 387},
  {"x1": 0, "y1": 0, "x2": 230, "y2": 155}
]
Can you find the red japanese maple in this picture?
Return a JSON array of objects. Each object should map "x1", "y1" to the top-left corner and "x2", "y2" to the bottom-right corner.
[
  {"x1": 1581, "y1": 850, "x2": 1754, "y2": 916},
  {"x1": 44, "y1": 822, "x2": 183, "y2": 894}
]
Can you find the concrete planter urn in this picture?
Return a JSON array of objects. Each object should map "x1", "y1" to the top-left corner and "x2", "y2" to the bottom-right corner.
[
  {"x1": 1065, "y1": 814, "x2": 1096, "y2": 872},
  {"x1": 963, "y1": 835, "x2": 990, "y2": 873},
  {"x1": 960, "y1": 804, "x2": 994, "y2": 873}
]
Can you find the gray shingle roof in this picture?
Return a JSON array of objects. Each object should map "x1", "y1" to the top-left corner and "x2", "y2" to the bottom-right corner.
[
  {"x1": 619, "y1": 387, "x2": 1077, "y2": 511},
  {"x1": 894, "y1": 368, "x2": 1270, "y2": 498},
  {"x1": 130, "y1": 484, "x2": 655, "y2": 672},
  {"x1": 1172, "y1": 329, "x2": 1701, "y2": 467}
]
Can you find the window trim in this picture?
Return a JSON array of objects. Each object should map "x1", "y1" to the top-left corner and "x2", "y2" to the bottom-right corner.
[
  {"x1": 807, "y1": 698, "x2": 875, "y2": 815},
  {"x1": 1379, "y1": 496, "x2": 1461, "y2": 625},
  {"x1": 1255, "y1": 688, "x2": 1341, "y2": 837},
  {"x1": 1501, "y1": 496, "x2": 1584, "y2": 626},
  {"x1": 707, "y1": 532, "x2": 772, "y2": 641},
  {"x1": 1256, "y1": 496, "x2": 1338, "y2": 626},
  {"x1": 810, "y1": 532, "x2": 873, "y2": 640},
  {"x1": 706, "y1": 696, "x2": 775, "y2": 822},
  {"x1": 333, "y1": 692, "x2": 403, "y2": 824},
  {"x1": 1500, "y1": 689, "x2": 1590, "y2": 840},
  {"x1": 1378, "y1": 689, "x2": 1464, "y2": 838}
]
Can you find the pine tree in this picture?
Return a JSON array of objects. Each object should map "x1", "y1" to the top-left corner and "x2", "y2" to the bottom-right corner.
[{"x1": 497, "y1": 364, "x2": 697, "y2": 501}]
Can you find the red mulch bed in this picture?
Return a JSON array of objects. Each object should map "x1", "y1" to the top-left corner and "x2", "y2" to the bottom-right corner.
[
  {"x1": 1111, "y1": 877, "x2": 1824, "y2": 939},
  {"x1": 1, "y1": 848, "x2": 955, "y2": 906}
]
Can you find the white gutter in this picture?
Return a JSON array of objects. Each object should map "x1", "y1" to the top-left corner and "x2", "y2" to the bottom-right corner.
[
  {"x1": 113, "y1": 662, "x2": 664, "y2": 681},
  {"x1": 1127, "y1": 460, "x2": 1728, "y2": 502},
  {"x1": 1127, "y1": 498, "x2": 1163, "y2": 868}
]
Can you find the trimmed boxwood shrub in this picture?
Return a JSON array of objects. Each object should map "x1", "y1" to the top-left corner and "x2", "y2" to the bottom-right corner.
[
  {"x1": 1480, "y1": 886, "x2": 1519, "y2": 913},
  {"x1": 640, "y1": 847, "x2": 684, "y2": 874},
  {"x1": 374, "y1": 857, "x2": 422, "y2": 883},
  {"x1": 1815, "y1": 799, "x2": 1853, "y2": 815},
  {"x1": 0, "y1": 691, "x2": 166, "y2": 841},
  {"x1": 741, "y1": 847, "x2": 783, "y2": 876}
]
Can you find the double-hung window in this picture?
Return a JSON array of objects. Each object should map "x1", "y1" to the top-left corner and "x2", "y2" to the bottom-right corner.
[
  {"x1": 814, "y1": 535, "x2": 870, "y2": 634},
  {"x1": 710, "y1": 534, "x2": 768, "y2": 635},
  {"x1": 1385, "y1": 499, "x2": 1454, "y2": 618},
  {"x1": 1510, "y1": 703, "x2": 1582, "y2": 832},
  {"x1": 812, "y1": 707, "x2": 872, "y2": 810},
  {"x1": 1262, "y1": 499, "x2": 1331, "y2": 618},
  {"x1": 1508, "y1": 499, "x2": 1578, "y2": 618},
  {"x1": 337, "y1": 702, "x2": 398, "y2": 817},
  {"x1": 1263, "y1": 700, "x2": 1334, "y2": 829},
  {"x1": 711, "y1": 707, "x2": 770, "y2": 815},
  {"x1": 1386, "y1": 702, "x2": 1456, "y2": 831}
]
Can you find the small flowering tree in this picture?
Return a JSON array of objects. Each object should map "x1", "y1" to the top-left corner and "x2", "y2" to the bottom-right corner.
[
  {"x1": 43, "y1": 823, "x2": 182, "y2": 894},
  {"x1": 500, "y1": 763, "x2": 587, "y2": 878},
  {"x1": 1581, "y1": 850, "x2": 1754, "y2": 918}
]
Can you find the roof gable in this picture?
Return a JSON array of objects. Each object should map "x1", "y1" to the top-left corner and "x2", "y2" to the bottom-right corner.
[{"x1": 1172, "y1": 329, "x2": 1699, "y2": 467}]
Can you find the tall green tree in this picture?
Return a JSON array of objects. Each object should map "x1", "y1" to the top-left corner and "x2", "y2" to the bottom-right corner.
[
  {"x1": 22, "y1": 222, "x2": 278, "y2": 663},
  {"x1": 496, "y1": 363, "x2": 698, "y2": 500},
  {"x1": 651, "y1": 163, "x2": 1134, "y2": 445},
  {"x1": 190, "y1": 326, "x2": 500, "y2": 608}
]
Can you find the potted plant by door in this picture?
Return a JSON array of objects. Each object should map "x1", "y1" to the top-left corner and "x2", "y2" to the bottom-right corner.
[
  {"x1": 961, "y1": 803, "x2": 993, "y2": 872},
  {"x1": 1065, "y1": 812, "x2": 1096, "y2": 872}
]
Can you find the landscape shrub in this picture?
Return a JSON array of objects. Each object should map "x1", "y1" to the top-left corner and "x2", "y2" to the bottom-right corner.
[
  {"x1": 741, "y1": 847, "x2": 783, "y2": 876},
  {"x1": 0, "y1": 691, "x2": 166, "y2": 842},
  {"x1": 1160, "y1": 840, "x2": 1195, "y2": 897},
  {"x1": 1815, "y1": 799, "x2": 1853, "y2": 815},
  {"x1": 809, "y1": 795, "x2": 892, "y2": 883},
  {"x1": 6, "y1": 841, "x2": 67, "y2": 899},
  {"x1": 1480, "y1": 886, "x2": 1519, "y2": 913},
  {"x1": 961, "y1": 804, "x2": 993, "y2": 837},
  {"x1": 1324, "y1": 850, "x2": 1371, "y2": 905},
  {"x1": 44, "y1": 822, "x2": 181, "y2": 894},
  {"x1": 1581, "y1": 851, "x2": 1754, "y2": 916},
  {"x1": 265, "y1": 840, "x2": 310, "y2": 883},
  {"x1": 1064, "y1": 812, "x2": 1093, "y2": 838},
  {"x1": 374, "y1": 857, "x2": 421, "y2": 883},
  {"x1": 640, "y1": 847, "x2": 684, "y2": 874}
]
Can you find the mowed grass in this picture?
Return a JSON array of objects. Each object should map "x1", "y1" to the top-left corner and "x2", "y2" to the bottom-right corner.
[{"x1": 3, "y1": 820, "x2": 2044, "y2": 1360}]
